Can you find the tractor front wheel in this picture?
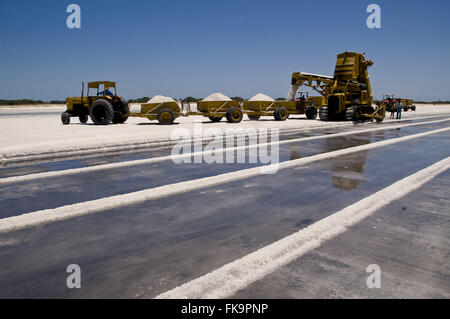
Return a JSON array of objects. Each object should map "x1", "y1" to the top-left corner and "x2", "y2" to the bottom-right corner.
[
  {"x1": 158, "y1": 108, "x2": 175, "y2": 125},
  {"x1": 90, "y1": 99, "x2": 114, "y2": 125},
  {"x1": 61, "y1": 112, "x2": 71, "y2": 125}
]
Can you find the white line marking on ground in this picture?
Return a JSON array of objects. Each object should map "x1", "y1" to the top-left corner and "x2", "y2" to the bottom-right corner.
[
  {"x1": 1, "y1": 118, "x2": 449, "y2": 186},
  {"x1": 0, "y1": 127, "x2": 448, "y2": 234},
  {"x1": 156, "y1": 156, "x2": 450, "y2": 299}
]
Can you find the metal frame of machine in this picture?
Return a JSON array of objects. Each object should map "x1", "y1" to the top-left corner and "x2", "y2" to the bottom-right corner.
[{"x1": 289, "y1": 52, "x2": 386, "y2": 122}]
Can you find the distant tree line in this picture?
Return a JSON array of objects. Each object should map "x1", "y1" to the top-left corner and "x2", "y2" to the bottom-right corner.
[
  {"x1": 2, "y1": 98, "x2": 448, "y2": 106},
  {"x1": 415, "y1": 101, "x2": 450, "y2": 104},
  {"x1": 0, "y1": 99, "x2": 65, "y2": 106}
]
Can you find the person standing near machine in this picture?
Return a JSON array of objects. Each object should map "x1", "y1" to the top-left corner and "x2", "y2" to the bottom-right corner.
[{"x1": 396, "y1": 101, "x2": 403, "y2": 119}]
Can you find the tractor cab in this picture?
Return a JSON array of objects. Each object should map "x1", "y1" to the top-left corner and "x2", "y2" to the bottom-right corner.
[{"x1": 87, "y1": 81, "x2": 117, "y2": 98}]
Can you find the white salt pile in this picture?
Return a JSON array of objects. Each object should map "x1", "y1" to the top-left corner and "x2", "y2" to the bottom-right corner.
[
  {"x1": 202, "y1": 92, "x2": 231, "y2": 102},
  {"x1": 248, "y1": 93, "x2": 275, "y2": 102},
  {"x1": 147, "y1": 95, "x2": 176, "y2": 103}
]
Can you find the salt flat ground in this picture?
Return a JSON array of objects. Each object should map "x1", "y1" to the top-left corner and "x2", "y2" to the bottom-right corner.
[
  {"x1": 0, "y1": 105, "x2": 449, "y2": 298},
  {"x1": 0, "y1": 104, "x2": 449, "y2": 159}
]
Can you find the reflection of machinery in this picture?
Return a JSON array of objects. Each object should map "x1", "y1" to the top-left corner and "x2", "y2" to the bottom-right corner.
[
  {"x1": 289, "y1": 52, "x2": 385, "y2": 122},
  {"x1": 323, "y1": 135, "x2": 370, "y2": 191}
]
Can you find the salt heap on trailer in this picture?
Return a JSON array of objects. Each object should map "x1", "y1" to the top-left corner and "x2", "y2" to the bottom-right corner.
[
  {"x1": 248, "y1": 93, "x2": 275, "y2": 102},
  {"x1": 202, "y1": 92, "x2": 232, "y2": 102},
  {"x1": 147, "y1": 95, "x2": 176, "y2": 104}
]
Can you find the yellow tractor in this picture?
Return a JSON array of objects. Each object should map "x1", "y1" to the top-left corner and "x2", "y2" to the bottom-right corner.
[
  {"x1": 289, "y1": 52, "x2": 385, "y2": 122},
  {"x1": 62, "y1": 81, "x2": 129, "y2": 125}
]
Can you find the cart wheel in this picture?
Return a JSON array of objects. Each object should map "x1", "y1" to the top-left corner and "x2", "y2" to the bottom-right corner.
[
  {"x1": 79, "y1": 114, "x2": 88, "y2": 124},
  {"x1": 274, "y1": 107, "x2": 289, "y2": 121},
  {"x1": 226, "y1": 108, "x2": 243, "y2": 123},
  {"x1": 158, "y1": 108, "x2": 175, "y2": 125},
  {"x1": 61, "y1": 112, "x2": 71, "y2": 125},
  {"x1": 247, "y1": 114, "x2": 261, "y2": 121},
  {"x1": 209, "y1": 116, "x2": 223, "y2": 122}
]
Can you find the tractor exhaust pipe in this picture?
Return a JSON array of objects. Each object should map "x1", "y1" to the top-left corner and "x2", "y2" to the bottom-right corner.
[{"x1": 81, "y1": 82, "x2": 84, "y2": 105}]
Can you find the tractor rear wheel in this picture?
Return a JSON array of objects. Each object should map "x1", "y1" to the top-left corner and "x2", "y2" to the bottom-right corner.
[
  {"x1": 274, "y1": 107, "x2": 289, "y2": 121},
  {"x1": 226, "y1": 108, "x2": 243, "y2": 123},
  {"x1": 305, "y1": 106, "x2": 318, "y2": 119},
  {"x1": 61, "y1": 112, "x2": 71, "y2": 125},
  {"x1": 247, "y1": 114, "x2": 261, "y2": 121},
  {"x1": 319, "y1": 106, "x2": 328, "y2": 121},
  {"x1": 209, "y1": 116, "x2": 223, "y2": 122},
  {"x1": 90, "y1": 99, "x2": 114, "y2": 125},
  {"x1": 79, "y1": 114, "x2": 88, "y2": 124},
  {"x1": 113, "y1": 102, "x2": 130, "y2": 124},
  {"x1": 158, "y1": 108, "x2": 175, "y2": 125}
]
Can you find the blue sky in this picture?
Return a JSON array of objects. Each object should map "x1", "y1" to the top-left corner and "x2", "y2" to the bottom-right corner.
[{"x1": 0, "y1": 0, "x2": 449, "y2": 101}]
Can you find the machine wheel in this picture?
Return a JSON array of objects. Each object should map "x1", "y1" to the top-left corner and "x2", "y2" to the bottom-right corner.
[
  {"x1": 61, "y1": 112, "x2": 71, "y2": 125},
  {"x1": 319, "y1": 106, "x2": 328, "y2": 121},
  {"x1": 79, "y1": 114, "x2": 88, "y2": 124},
  {"x1": 247, "y1": 114, "x2": 261, "y2": 121},
  {"x1": 411, "y1": 105, "x2": 416, "y2": 111},
  {"x1": 90, "y1": 99, "x2": 114, "y2": 125},
  {"x1": 376, "y1": 118, "x2": 384, "y2": 123},
  {"x1": 305, "y1": 106, "x2": 318, "y2": 120},
  {"x1": 403, "y1": 107, "x2": 408, "y2": 112},
  {"x1": 274, "y1": 107, "x2": 289, "y2": 121},
  {"x1": 158, "y1": 108, "x2": 175, "y2": 125},
  {"x1": 209, "y1": 116, "x2": 223, "y2": 122},
  {"x1": 226, "y1": 108, "x2": 243, "y2": 123},
  {"x1": 345, "y1": 106, "x2": 356, "y2": 121}
]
